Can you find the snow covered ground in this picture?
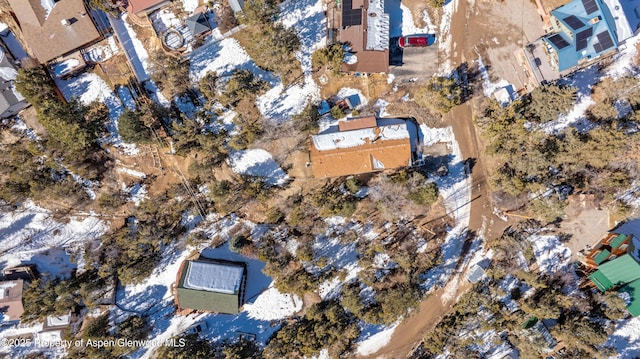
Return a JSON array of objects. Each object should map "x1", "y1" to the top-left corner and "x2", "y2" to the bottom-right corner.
[
  {"x1": 527, "y1": 234, "x2": 571, "y2": 273},
  {"x1": 419, "y1": 124, "x2": 472, "y2": 290},
  {"x1": 228, "y1": 149, "x2": 289, "y2": 186},
  {"x1": 255, "y1": 0, "x2": 325, "y2": 122},
  {"x1": 54, "y1": 72, "x2": 139, "y2": 155},
  {"x1": 0, "y1": 201, "x2": 108, "y2": 278},
  {"x1": 118, "y1": 234, "x2": 302, "y2": 358}
]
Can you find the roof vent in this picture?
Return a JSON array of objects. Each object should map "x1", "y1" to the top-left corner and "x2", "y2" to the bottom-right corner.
[{"x1": 589, "y1": 17, "x2": 600, "y2": 25}]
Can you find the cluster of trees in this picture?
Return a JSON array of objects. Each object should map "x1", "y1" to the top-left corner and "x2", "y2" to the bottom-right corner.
[
  {"x1": 0, "y1": 140, "x2": 89, "y2": 206},
  {"x1": 157, "y1": 336, "x2": 261, "y2": 359},
  {"x1": 65, "y1": 314, "x2": 151, "y2": 358},
  {"x1": 341, "y1": 224, "x2": 441, "y2": 325},
  {"x1": 84, "y1": 189, "x2": 188, "y2": 284},
  {"x1": 311, "y1": 44, "x2": 345, "y2": 74},
  {"x1": 476, "y1": 80, "x2": 640, "y2": 221},
  {"x1": 238, "y1": 0, "x2": 301, "y2": 85},
  {"x1": 415, "y1": 76, "x2": 463, "y2": 113},
  {"x1": 264, "y1": 300, "x2": 361, "y2": 358},
  {"x1": 365, "y1": 170, "x2": 440, "y2": 221},
  {"x1": 21, "y1": 271, "x2": 110, "y2": 323},
  {"x1": 15, "y1": 67, "x2": 107, "y2": 160},
  {"x1": 422, "y1": 224, "x2": 618, "y2": 358},
  {"x1": 150, "y1": 51, "x2": 192, "y2": 97}
]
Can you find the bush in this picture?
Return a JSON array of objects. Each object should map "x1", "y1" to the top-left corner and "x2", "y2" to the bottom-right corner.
[
  {"x1": 264, "y1": 300, "x2": 360, "y2": 358},
  {"x1": 330, "y1": 105, "x2": 345, "y2": 119},
  {"x1": 409, "y1": 182, "x2": 439, "y2": 205},
  {"x1": 230, "y1": 235, "x2": 251, "y2": 253},
  {"x1": 344, "y1": 177, "x2": 361, "y2": 194},
  {"x1": 528, "y1": 84, "x2": 576, "y2": 123},
  {"x1": 415, "y1": 76, "x2": 462, "y2": 113},
  {"x1": 311, "y1": 44, "x2": 345, "y2": 73},
  {"x1": 118, "y1": 110, "x2": 152, "y2": 144}
]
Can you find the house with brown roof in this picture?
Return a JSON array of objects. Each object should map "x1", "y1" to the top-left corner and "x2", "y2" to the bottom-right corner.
[
  {"x1": 7, "y1": 0, "x2": 102, "y2": 63},
  {"x1": 126, "y1": 0, "x2": 172, "y2": 16},
  {"x1": 0, "y1": 279, "x2": 24, "y2": 321},
  {"x1": 339, "y1": 0, "x2": 390, "y2": 73},
  {"x1": 310, "y1": 116, "x2": 417, "y2": 178}
]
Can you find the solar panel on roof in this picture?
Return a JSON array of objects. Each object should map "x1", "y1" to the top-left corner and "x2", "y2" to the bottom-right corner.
[
  {"x1": 576, "y1": 27, "x2": 593, "y2": 51},
  {"x1": 564, "y1": 15, "x2": 585, "y2": 30},
  {"x1": 596, "y1": 30, "x2": 614, "y2": 51},
  {"x1": 548, "y1": 34, "x2": 570, "y2": 49},
  {"x1": 581, "y1": 0, "x2": 599, "y2": 15},
  {"x1": 342, "y1": 0, "x2": 363, "y2": 26},
  {"x1": 594, "y1": 43, "x2": 603, "y2": 53}
]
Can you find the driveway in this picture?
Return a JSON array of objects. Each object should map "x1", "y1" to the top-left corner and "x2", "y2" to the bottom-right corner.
[{"x1": 389, "y1": 36, "x2": 439, "y2": 82}]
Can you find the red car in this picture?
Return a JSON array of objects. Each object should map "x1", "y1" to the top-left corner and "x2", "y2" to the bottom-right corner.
[{"x1": 398, "y1": 34, "x2": 433, "y2": 48}]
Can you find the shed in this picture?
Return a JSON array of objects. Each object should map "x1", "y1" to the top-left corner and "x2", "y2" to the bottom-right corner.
[
  {"x1": 176, "y1": 258, "x2": 247, "y2": 314},
  {"x1": 185, "y1": 13, "x2": 211, "y2": 37}
]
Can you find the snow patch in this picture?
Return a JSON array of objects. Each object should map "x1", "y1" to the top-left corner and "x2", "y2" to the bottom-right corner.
[
  {"x1": 228, "y1": 149, "x2": 289, "y2": 186},
  {"x1": 244, "y1": 286, "x2": 302, "y2": 320}
]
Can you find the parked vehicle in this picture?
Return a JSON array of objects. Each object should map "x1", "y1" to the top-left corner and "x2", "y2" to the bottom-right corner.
[{"x1": 398, "y1": 34, "x2": 434, "y2": 48}]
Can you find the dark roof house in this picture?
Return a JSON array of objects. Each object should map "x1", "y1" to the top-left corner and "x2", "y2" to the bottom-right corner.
[
  {"x1": 0, "y1": 279, "x2": 24, "y2": 321},
  {"x1": 0, "y1": 49, "x2": 28, "y2": 119},
  {"x1": 310, "y1": 116, "x2": 417, "y2": 178},
  {"x1": 185, "y1": 13, "x2": 212, "y2": 37},
  {"x1": 175, "y1": 258, "x2": 247, "y2": 314},
  {"x1": 339, "y1": 0, "x2": 390, "y2": 73},
  {"x1": 7, "y1": 0, "x2": 102, "y2": 63}
]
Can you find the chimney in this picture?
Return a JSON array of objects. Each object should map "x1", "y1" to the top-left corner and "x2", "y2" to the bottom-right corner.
[{"x1": 61, "y1": 19, "x2": 71, "y2": 26}]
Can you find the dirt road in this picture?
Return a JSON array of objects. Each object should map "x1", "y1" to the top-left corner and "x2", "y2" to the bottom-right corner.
[{"x1": 361, "y1": 0, "x2": 512, "y2": 357}]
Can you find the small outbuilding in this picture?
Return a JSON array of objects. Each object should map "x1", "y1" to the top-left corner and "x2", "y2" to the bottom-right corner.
[
  {"x1": 185, "y1": 12, "x2": 212, "y2": 37},
  {"x1": 175, "y1": 257, "x2": 247, "y2": 315}
]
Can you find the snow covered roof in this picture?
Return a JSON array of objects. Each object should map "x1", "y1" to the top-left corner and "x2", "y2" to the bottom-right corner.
[
  {"x1": 310, "y1": 118, "x2": 415, "y2": 178},
  {"x1": 184, "y1": 260, "x2": 245, "y2": 294},
  {"x1": 176, "y1": 258, "x2": 247, "y2": 314},
  {"x1": 602, "y1": 0, "x2": 640, "y2": 42},
  {"x1": 365, "y1": 0, "x2": 390, "y2": 51},
  {"x1": 45, "y1": 314, "x2": 71, "y2": 328},
  {"x1": 312, "y1": 123, "x2": 410, "y2": 151}
]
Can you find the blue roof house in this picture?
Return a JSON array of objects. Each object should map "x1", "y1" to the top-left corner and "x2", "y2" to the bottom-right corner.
[{"x1": 542, "y1": 0, "x2": 620, "y2": 72}]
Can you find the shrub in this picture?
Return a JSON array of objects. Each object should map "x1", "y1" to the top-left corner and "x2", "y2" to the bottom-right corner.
[
  {"x1": 330, "y1": 105, "x2": 345, "y2": 119},
  {"x1": 528, "y1": 84, "x2": 576, "y2": 123},
  {"x1": 344, "y1": 177, "x2": 361, "y2": 194},
  {"x1": 230, "y1": 235, "x2": 251, "y2": 253},
  {"x1": 311, "y1": 44, "x2": 345, "y2": 73},
  {"x1": 118, "y1": 110, "x2": 152, "y2": 144},
  {"x1": 409, "y1": 182, "x2": 439, "y2": 205}
]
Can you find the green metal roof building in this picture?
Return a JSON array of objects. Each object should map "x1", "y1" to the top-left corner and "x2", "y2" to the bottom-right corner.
[
  {"x1": 176, "y1": 258, "x2": 247, "y2": 315},
  {"x1": 589, "y1": 254, "x2": 640, "y2": 291},
  {"x1": 589, "y1": 233, "x2": 640, "y2": 316}
]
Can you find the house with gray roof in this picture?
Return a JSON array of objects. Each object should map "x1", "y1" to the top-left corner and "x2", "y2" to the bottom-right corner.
[
  {"x1": 0, "y1": 49, "x2": 28, "y2": 119},
  {"x1": 175, "y1": 257, "x2": 247, "y2": 314}
]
